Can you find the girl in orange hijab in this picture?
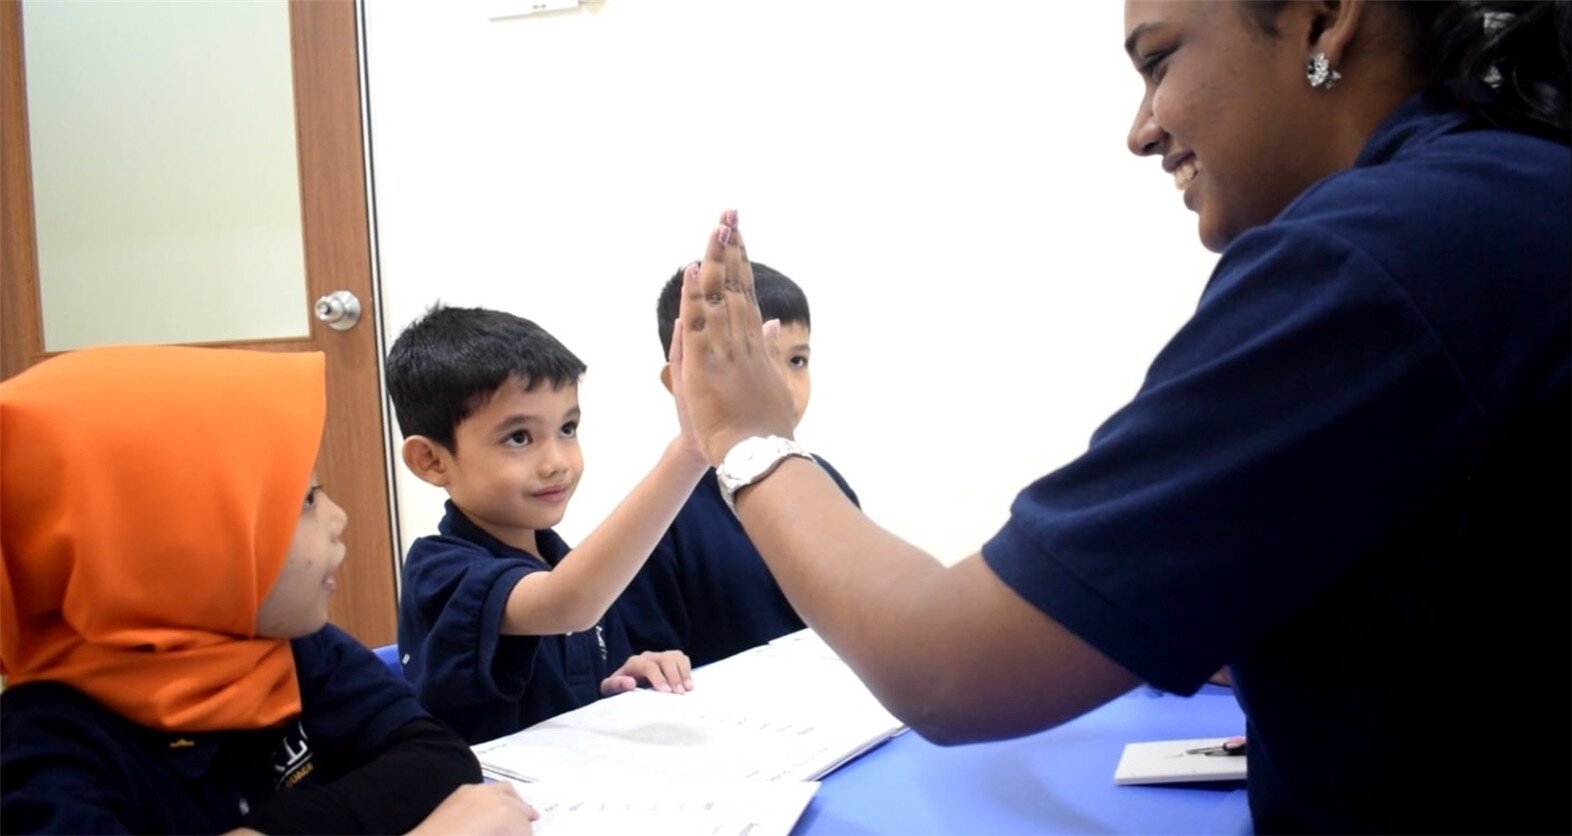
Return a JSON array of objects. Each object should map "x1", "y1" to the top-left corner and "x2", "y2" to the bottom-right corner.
[{"x1": 1, "y1": 345, "x2": 534, "y2": 834}]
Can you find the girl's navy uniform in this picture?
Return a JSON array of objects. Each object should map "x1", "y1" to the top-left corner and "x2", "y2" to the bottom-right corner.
[{"x1": 1, "y1": 624, "x2": 479, "y2": 834}]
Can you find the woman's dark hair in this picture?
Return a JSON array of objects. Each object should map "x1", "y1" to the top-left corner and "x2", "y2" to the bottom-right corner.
[{"x1": 1247, "y1": 1, "x2": 1571, "y2": 144}]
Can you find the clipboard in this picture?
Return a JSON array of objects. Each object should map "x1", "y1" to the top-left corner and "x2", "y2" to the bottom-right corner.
[{"x1": 1113, "y1": 737, "x2": 1248, "y2": 785}]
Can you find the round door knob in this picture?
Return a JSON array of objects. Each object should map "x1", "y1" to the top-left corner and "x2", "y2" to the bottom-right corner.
[{"x1": 314, "y1": 290, "x2": 362, "y2": 331}]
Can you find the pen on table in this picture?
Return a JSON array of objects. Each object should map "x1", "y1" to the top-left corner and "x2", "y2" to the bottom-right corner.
[{"x1": 1186, "y1": 736, "x2": 1246, "y2": 757}]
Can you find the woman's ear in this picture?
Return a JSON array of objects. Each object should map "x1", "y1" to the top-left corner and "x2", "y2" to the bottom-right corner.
[
  {"x1": 1304, "y1": 0, "x2": 1367, "y2": 68},
  {"x1": 401, "y1": 436, "x2": 452, "y2": 487}
]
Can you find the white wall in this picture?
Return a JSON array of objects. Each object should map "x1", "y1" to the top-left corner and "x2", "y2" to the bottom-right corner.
[{"x1": 363, "y1": 0, "x2": 1217, "y2": 564}]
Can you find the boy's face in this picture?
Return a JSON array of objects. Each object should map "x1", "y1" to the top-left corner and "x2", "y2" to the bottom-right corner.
[
  {"x1": 257, "y1": 470, "x2": 347, "y2": 638},
  {"x1": 775, "y1": 321, "x2": 812, "y2": 430},
  {"x1": 442, "y1": 378, "x2": 583, "y2": 552}
]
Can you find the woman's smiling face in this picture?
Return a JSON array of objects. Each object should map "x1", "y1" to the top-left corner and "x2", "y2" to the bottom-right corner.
[{"x1": 1123, "y1": 1, "x2": 1344, "y2": 253}]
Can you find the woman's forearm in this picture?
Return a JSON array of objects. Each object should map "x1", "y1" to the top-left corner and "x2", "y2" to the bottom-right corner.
[{"x1": 737, "y1": 457, "x2": 1138, "y2": 742}]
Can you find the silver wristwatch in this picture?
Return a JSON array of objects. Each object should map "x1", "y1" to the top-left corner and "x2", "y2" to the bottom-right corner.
[{"x1": 715, "y1": 435, "x2": 811, "y2": 515}]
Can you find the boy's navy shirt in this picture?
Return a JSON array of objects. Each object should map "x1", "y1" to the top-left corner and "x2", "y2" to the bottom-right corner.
[
  {"x1": 620, "y1": 457, "x2": 858, "y2": 666},
  {"x1": 983, "y1": 89, "x2": 1570, "y2": 833},
  {"x1": 398, "y1": 500, "x2": 629, "y2": 745},
  {"x1": 0, "y1": 625, "x2": 431, "y2": 834}
]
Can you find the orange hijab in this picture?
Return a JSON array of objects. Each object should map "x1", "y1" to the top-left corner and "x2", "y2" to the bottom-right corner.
[{"x1": 1, "y1": 345, "x2": 325, "y2": 732}]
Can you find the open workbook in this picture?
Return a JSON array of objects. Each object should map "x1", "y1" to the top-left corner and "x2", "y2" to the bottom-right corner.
[
  {"x1": 490, "y1": 779, "x2": 821, "y2": 836},
  {"x1": 472, "y1": 629, "x2": 906, "y2": 784}
]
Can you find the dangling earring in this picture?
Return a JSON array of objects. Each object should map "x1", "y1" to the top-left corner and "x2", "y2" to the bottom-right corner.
[{"x1": 1305, "y1": 52, "x2": 1342, "y2": 90}]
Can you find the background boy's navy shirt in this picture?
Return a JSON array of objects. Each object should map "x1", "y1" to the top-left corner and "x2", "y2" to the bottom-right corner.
[
  {"x1": 620, "y1": 457, "x2": 858, "y2": 666},
  {"x1": 982, "y1": 89, "x2": 1570, "y2": 833},
  {"x1": 399, "y1": 500, "x2": 627, "y2": 744},
  {"x1": 0, "y1": 625, "x2": 431, "y2": 834}
]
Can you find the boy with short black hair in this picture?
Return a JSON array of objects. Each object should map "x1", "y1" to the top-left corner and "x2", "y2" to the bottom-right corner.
[
  {"x1": 387, "y1": 304, "x2": 701, "y2": 744},
  {"x1": 621, "y1": 262, "x2": 860, "y2": 666}
]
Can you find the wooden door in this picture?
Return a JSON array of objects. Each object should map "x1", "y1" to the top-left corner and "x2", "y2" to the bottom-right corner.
[{"x1": 1, "y1": 0, "x2": 397, "y2": 646}]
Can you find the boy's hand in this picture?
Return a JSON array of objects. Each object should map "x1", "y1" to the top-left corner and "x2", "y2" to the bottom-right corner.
[
  {"x1": 670, "y1": 211, "x2": 798, "y2": 464},
  {"x1": 600, "y1": 650, "x2": 694, "y2": 696}
]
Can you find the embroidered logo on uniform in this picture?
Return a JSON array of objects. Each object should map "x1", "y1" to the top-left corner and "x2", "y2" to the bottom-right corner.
[
  {"x1": 272, "y1": 720, "x2": 315, "y2": 789},
  {"x1": 168, "y1": 738, "x2": 196, "y2": 749}
]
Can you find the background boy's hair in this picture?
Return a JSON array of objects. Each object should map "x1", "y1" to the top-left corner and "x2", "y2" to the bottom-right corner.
[
  {"x1": 656, "y1": 261, "x2": 811, "y2": 357},
  {"x1": 386, "y1": 303, "x2": 586, "y2": 451}
]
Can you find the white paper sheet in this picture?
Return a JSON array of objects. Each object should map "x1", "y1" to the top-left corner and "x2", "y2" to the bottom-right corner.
[
  {"x1": 473, "y1": 629, "x2": 905, "y2": 784},
  {"x1": 497, "y1": 779, "x2": 819, "y2": 836},
  {"x1": 1113, "y1": 737, "x2": 1249, "y2": 785}
]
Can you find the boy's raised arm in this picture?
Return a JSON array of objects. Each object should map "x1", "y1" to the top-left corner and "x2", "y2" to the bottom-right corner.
[{"x1": 501, "y1": 423, "x2": 708, "y2": 637}]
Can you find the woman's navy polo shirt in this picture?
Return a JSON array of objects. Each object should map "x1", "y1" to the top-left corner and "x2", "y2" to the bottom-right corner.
[{"x1": 982, "y1": 90, "x2": 1570, "y2": 832}]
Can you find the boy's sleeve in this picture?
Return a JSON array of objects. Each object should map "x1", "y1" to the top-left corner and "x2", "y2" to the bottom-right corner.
[{"x1": 398, "y1": 536, "x2": 542, "y2": 710}]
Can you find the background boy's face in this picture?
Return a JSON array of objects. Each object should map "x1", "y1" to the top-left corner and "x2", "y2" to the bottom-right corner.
[
  {"x1": 257, "y1": 470, "x2": 347, "y2": 638},
  {"x1": 443, "y1": 378, "x2": 583, "y2": 551},
  {"x1": 774, "y1": 321, "x2": 812, "y2": 430}
]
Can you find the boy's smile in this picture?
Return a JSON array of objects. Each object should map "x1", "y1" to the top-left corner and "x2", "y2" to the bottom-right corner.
[{"x1": 438, "y1": 377, "x2": 584, "y2": 555}]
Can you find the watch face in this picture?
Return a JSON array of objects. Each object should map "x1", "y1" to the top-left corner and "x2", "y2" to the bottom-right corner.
[
  {"x1": 717, "y1": 436, "x2": 807, "y2": 512},
  {"x1": 740, "y1": 444, "x2": 775, "y2": 474},
  {"x1": 725, "y1": 438, "x2": 777, "y2": 481},
  {"x1": 722, "y1": 437, "x2": 801, "y2": 483}
]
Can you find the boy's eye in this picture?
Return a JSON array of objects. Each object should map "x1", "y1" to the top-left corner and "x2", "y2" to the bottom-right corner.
[
  {"x1": 560, "y1": 421, "x2": 578, "y2": 438},
  {"x1": 789, "y1": 355, "x2": 810, "y2": 369},
  {"x1": 504, "y1": 430, "x2": 531, "y2": 448},
  {"x1": 303, "y1": 484, "x2": 322, "y2": 510}
]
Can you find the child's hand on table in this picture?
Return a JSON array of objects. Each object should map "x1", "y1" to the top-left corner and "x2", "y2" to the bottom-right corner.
[{"x1": 601, "y1": 650, "x2": 694, "y2": 695}]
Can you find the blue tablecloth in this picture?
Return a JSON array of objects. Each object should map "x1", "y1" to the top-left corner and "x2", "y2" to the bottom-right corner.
[{"x1": 795, "y1": 685, "x2": 1251, "y2": 835}]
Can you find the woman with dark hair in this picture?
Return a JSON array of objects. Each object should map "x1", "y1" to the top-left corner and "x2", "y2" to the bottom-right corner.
[{"x1": 669, "y1": 2, "x2": 1569, "y2": 832}]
